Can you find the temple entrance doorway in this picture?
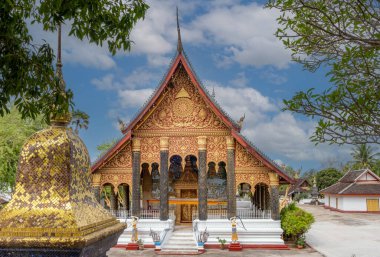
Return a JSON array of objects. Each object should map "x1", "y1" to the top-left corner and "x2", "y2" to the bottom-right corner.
[{"x1": 180, "y1": 189, "x2": 197, "y2": 223}]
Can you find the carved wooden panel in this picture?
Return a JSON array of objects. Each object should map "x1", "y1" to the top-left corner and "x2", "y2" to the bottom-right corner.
[
  {"x1": 207, "y1": 136, "x2": 227, "y2": 163},
  {"x1": 235, "y1": 142, "x2": 264, "y2": 168},
  {"x1": 103, "y1": 142, "x2": 132, "y2": 168},
  {"x1": 235, "y1": 172, "x2": 270, "y2": 191},
  {"x1": 100, "y1": 173, "x2": 133, "y2": 189},
  {"x1": 137, "y1": 66, "x2": 227, "y2": 131},
  {"x1": 169, "y1": 136, "x2": 198, "y2": 159},
  {"x1": 140, "y1": 137, "x2": 160, "y2": 164}
]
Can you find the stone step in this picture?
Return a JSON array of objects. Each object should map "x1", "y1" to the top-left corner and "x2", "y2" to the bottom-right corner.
[
  {"x1": 170, "y1": 236, "x2": 194, "y2": 240},
  {"x1": 157, "y1": 249, "x2": 199, "y2": 255},
  {"x1": 162, "y1": 245, "x2": 198, "y2": 250}
]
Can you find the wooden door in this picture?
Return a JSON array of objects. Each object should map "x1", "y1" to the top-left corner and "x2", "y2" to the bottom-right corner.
[
  {"x1": 180, "y1": 189, "x2": 197, "y2": 223},
  {"x1": 367, "y1": 199, "x2": 379, "y2": 211}
]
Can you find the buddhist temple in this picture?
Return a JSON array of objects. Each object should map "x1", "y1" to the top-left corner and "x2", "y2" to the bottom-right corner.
[{"x1": 91, "y1": 10, "x2": 293, "y2": 252}]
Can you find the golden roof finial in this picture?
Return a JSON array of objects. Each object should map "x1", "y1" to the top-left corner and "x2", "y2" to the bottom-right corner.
[{"x1": 176, "y1": 7, "x2": 183, "y2": 53}]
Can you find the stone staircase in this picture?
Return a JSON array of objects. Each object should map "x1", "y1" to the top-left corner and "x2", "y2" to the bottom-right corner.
[{"x1": 159, "y1": 226, "x2": 199, "y2": 255}]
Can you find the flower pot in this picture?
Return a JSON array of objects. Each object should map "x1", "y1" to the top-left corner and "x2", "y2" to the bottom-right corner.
[
  {"x1": 220, "y1": 245, "x2": 225, "y2": 250},
  {"x1": 297, "y1": 245, "x2": 304, "y2": 249}
]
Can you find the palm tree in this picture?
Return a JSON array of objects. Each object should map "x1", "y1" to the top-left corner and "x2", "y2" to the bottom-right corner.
[
  {"x1": 351, "y1": 144, "x2": 380, "y2": 169},
  {"x1": 70, "y1": 110, "x2": 89, "y2": 134}
]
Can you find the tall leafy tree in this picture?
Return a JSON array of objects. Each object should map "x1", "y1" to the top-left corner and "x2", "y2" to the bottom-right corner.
[
  {"x1": 267, "y1": 0, "x2": 380, "y2": 145},
  {"x1": 1, "y1": 0, "x2": 149, "y2": 121},
  {"x1": 71, "y1": 109, "x2": 89, "y2": 134},
  {"x1": 0, "y1": 107, "x2": 46, "y2": 192},
  {"x1": 350, "y1": 144, "x2": 380, "y2": 169},
  {"x1": 316, "y1": 168, "x2": 343, "y2": 190}
]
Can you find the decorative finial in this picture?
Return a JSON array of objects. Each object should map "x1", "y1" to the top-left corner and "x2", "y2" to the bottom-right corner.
[
  {"x1": 56, "y1": 23, "x2": 66, "y2": 91},
  {"x1": 176, "y1": 7, "x2": 183, "y2": 53},
  {"x1": 211, "y1": 86, "x2": 215, "y2": 98},
  {"x1": 237, "y1": 113, "x2": 245, "y2": 129},
  {"x1": 117, "y1": 117, "x2": 127, "y2": 132}
]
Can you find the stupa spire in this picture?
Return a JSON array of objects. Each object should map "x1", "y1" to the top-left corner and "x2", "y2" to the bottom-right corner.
[
  {"x1": 176, "y1": 7, "x2": 183, "y2": 53},
  {"x1": 56, "y1": 23, "x2": 66, "y2": 90}
]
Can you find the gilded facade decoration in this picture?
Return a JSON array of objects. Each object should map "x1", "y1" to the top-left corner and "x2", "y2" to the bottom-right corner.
[
  {"x1": 235, "y1": 142, "x2": 264, "y2": 168},
  {"x1": 140, "y1": 137, "x2": 160, "y2": 164},
  {"x1": 169, "y1": 136, "x2": 198, "y2": 158},
  {"x1": 100, "y1": 173, "x2": 133, "y2": 190},
  {"x1": 103, "y1": 142, "x2": 132, "y2": 169},
  {"x1": 207, "y1": 136, "x2": 227, "y2": 163},
  {"x1": 136, "y1": 66, "x2": 228, "y2": 132},
  {"x1": 235, "y1": 172, "x2": 270, "y2": 192}
]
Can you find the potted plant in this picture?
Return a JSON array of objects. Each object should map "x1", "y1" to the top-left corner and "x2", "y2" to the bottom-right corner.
[
  {"x1": 137, "y1": 239, "x2": 144, "y2": 250},
  {"x1": 216, "y1": 237, "x2": 227, "y2": 250},
  {"x1": 295, "y1": 236, "x2": 306, "y2": 249}
]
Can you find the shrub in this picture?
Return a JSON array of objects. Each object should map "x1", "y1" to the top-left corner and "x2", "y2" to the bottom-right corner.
[
  {"x1": 281, "y1": 206, "x2": 315, "y2": 240},
  {"x1": 280, "y1": 202, "x2": 296, "y2": 217}
]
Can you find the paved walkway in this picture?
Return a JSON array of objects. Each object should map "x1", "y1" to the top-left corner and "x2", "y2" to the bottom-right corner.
[
  {"x1": 301, "y1": 204, "x2": 380, "y2": 257},
  {"x1": 107, "y1": 247, "x2": 322, "y2": 257}
]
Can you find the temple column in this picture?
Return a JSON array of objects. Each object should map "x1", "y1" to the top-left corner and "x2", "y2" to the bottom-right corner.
[
  {"x1": 269, "y1": 172, "x2": 280, "y2": 220},
  {"x1": 226, "y1": 136, "x2": 236, "y2": 219},
  {"x1": 92, "y1": 174, "x2": 101, "y2": 203},
  {"x1": 197, "y1": 136, "x2": 207, "y2": 220},
  {"x1": 122, "y1": 185, "x2": 129, "y2": 210},
  {"x1": 160, "y1": 137, "x2": 169, "y2": 221},
  {"x1": 132, "y1": 138, "x2": 141, "y2": 217},
  {"x1": 110, "y1": 186, "x2": 117, "y2": 210}
]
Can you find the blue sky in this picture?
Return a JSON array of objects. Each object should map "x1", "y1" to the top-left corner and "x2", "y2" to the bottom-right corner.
[{"x1": 31, "y1": 0, "x2": 353, "y2": 172}]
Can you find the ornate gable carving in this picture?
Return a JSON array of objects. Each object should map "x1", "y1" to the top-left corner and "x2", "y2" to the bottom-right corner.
[
  {"x1": 235, "y1": 142, "x2": 264, "y2": 168},
  {"x1": 136, "y1": 66, "x2": 228, "y2": 132},
  {"x1": 102, "y1": 141, "x2": 132, "y2": 169}
]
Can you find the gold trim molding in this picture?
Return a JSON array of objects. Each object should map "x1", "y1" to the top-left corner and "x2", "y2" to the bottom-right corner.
[
  {"x1": 160, "y1": 137, "x2": 169, "y2": 151},
  {"x1": 134, "y1": 129, "x2": 230, "y2": 137}
]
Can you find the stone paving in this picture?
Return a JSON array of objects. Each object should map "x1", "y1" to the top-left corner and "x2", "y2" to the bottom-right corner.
[
  {"x1": 107, "y1": 247, "x2": 322, "y2": 257},
  {"x1": 301, "y1": 204, "x2": 380, "y2": 257}
]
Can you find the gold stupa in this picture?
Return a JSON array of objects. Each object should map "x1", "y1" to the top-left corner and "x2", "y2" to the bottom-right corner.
[{"x1": 0, "y1": 117, "x2": 126, "y2": 253}]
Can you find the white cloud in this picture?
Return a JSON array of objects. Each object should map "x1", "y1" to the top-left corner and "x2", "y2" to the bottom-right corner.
[
  {"x1": 29, "y1": 22, "x2": 116, "y2": 70},
  {"x1": 205, "y1": 78, "x2": 350, "y2": 163},
  {"x1": 118, "y1": 88, "x2": 154, "y2": 109},
  {"x1": 190, "y1": 3, "x2": 291, "y2": 69},
  {"x1": 91, "y1": 69, "x2": 159, "y2": 91},
  {"x1": 260, "y1": 68, "x2": 288, "y2": 85}
]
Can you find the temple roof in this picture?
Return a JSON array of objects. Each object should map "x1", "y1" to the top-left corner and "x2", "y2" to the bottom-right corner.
[{"x1": 320, "y1": 169, "x2": 380, "y2": 195}]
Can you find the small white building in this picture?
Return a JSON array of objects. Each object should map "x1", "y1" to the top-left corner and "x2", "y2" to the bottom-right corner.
[{"x1": 321, "y1": 169, "x2": 380, "y2": 213}]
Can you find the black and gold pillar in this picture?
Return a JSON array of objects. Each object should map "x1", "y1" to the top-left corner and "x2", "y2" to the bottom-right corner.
[
  {"x1": 269, "y1": 172, "x2": 280, "y2": 220},
  {"x1": 197, "y1": 136, "x2": 207, "y2": 220},
  {"x1": 110, "y1": 187, "x2": 117, "y2": 210},
  {"x1": 132, "y1": 138, "x2": 141, "y2": 217},
  {"x1": 226, "y1": 136, "x2": 236, "y2": 219},
  {"x1": 92, "y1": 174, "x2": 101, "y2": 203},
  {"x1": 160, "y1": 137, "x2": 169, "y2": 221}
]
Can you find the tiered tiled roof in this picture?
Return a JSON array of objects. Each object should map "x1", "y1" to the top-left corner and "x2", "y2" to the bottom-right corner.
[{"x1": 320, "y1": 169, "x2": 380, "y2": 195}]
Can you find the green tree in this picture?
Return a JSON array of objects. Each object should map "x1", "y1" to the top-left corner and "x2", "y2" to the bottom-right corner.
[
  {"x1": 71, "y1": 109, "x2": 89, "y2": 134},
  {"x1": 0, "y1": 107, "x2": 46, "y2": 192},
  {"x1": 96, "y1": 138, "x2": 118, "y2": 157},
  {"x1": 267, "y1": 0, "x2": 380, "y2": 145},
  {"x1": 1, "y1": 0, "x2": 149, "y2": 121},
  {"x1": 316, "y1": 168, "x2": 343, "y2": 190},
  {"x1": 351, "y1": 144, "x2": 380, "y2": 168}
]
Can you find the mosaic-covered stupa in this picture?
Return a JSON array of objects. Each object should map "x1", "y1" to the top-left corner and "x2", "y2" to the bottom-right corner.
[
  {"x1": 0, "y1": 25, "x2": 126, "y2": 257},
  {"x1": 0, "y1": 116, "x2": 126, "y2": 256}
]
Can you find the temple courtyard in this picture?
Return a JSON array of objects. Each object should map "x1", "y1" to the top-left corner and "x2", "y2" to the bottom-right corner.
[{"x1": 302, "y1": 205, "x2": 380, "y2": 257}]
